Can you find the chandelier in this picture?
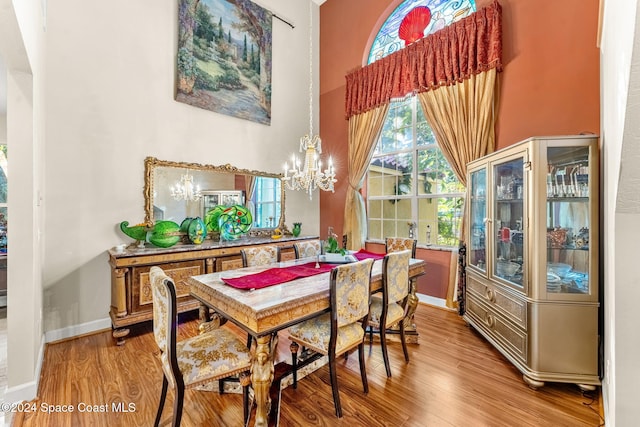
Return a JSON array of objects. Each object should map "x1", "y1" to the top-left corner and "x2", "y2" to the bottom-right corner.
[
  {"x1": 170, "y1": 171, "x2": 202, "y2": 202},
  {"x1": 282, "y1": 2, "x2": 336, "y2": 200}
]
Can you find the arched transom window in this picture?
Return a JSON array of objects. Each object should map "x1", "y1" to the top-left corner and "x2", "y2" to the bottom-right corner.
[{"x1": 368, "y1": 0, "x2": 476, "y2": 64}]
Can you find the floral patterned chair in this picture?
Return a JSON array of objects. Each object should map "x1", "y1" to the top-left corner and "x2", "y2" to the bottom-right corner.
[
  {"x1": 293, "y1": 240, "x2": 322, "y2": 259},
  {"x1": 368, "y1": 250, "x2": 412, "y2": 377},
  {"x1": 385, "y1": 237, "x2": 417, "y2": 257},
  {"x1": 241, "y1": 245, "x2": 281, "y2": 267},
  {"x1": 150, "y1": 267, "x2": 252, "y2": 426},
  {"x1": 288, "y1": 258, "x2": 374, "y2": 418}
]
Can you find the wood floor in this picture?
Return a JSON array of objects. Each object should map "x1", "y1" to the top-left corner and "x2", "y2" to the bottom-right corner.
[{"x1": 14, "y1": 304, "x2": 603, "y2": 426}]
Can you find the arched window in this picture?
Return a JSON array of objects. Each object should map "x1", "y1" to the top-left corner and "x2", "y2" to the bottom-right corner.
[{"x1": 366, "y1": 0, "x2": 475, "y2": 247}]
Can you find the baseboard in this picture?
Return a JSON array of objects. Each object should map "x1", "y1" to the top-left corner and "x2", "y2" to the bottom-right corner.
[
  {"x1": 417, "y1": 293, "x2": 454, "y2": 310},
  {"x1": 3, "y1": 335, "x2": 44, "y2": 404},
  {"x1": 44, "y1": 317, "x2": 112, "y2": 344}
]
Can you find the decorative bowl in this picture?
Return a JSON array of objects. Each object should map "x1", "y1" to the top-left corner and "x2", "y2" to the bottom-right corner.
[
  {"x1": 497, "y1": 260, "x2": 520, "y2": 277},
  {"x1": 547, "y1": 263, "x2": 572, "y2": 279},
  {"x1": 218, "y1": 205, "x2": 253, "y2": 241}
]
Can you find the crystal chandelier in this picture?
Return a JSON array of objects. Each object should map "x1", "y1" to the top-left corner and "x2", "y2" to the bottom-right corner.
[
  {"x1": 170, "y1": 171, "x2": 202, "y2": 202},
  {"x1": 282, "y1": 2, "x2": 336, "y2": 200}
]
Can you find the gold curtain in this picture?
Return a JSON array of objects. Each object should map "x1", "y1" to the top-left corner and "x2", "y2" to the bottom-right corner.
[
  {"x1": 343, "y1": 104, "x2": 390, "y2": 251},
  {"x1": 417, "y1": 68, "x2": 499, "y2": 309}
]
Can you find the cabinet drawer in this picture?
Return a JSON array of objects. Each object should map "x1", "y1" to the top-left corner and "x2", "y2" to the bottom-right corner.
[
  {"x1": 466, "y1": 293, "x2": 528, "y2": 364},
  {"x1": 467, "y1": 275, "x2": 527, "y2": 329},
  {"x1": 216, "y1": 255, "x2": 244, "y2": 272},
  {"x1": 132, "y1": 260, "x2": 205, "y2": 313}
]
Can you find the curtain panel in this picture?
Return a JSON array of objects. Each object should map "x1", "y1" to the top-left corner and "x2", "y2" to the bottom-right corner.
[
  {"x1": 343, "y1": 105, "x2": 390, "y2": 251},
  {"x1": 345, "y1": 0, "x2": 502, "y2": 119}
]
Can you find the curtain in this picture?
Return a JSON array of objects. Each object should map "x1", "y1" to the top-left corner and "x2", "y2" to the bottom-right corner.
[
  {"x1": 417, "y1": 65, "x2": 498, "y2": 311},
  {"x1": 345, "y1": 1, "x2": 502, "y2": 119},
  {"x1": 343, "y1": 1, "x2": 502, "y2": 312},
  {"x1": 343, "y1": 104, "x2": 389, "y2": 251}
]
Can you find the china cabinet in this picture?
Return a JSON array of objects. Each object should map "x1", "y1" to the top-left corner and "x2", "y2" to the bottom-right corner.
[{"x1": 464, "y1": 135, "x2": 600, "y2": 389}]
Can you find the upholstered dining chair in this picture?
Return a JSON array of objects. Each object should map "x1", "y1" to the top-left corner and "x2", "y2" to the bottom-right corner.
[
  {"x1": 241, "y1": 245, "x2": 281, "y2": 267},
  {"x1": 149, "y1": 267, "x2": 253, "y2": 427},
  {"x1": 368, "y1": 249, "x2": 412, "y2": 378},
  {"x1": 288, "y1": 258, "x2": 374, "y2": 418},
  {"x1": 293, "y1": 239, "x2": 322, "y2": 259},
  {"x1": 385, "y1": 237, "x2": 417, "y2": 257}
]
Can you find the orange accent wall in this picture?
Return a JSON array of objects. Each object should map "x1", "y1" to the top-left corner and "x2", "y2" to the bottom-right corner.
[{"x1": 320, "y1": 0, "x2": 600, "y2": 298}]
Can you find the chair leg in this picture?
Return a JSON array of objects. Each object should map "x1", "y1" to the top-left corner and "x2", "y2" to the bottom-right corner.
[
  {"x1": 290, "y1": 341, "x2": 299, "y2": 389},
  {"x1": 379, "y1": 323, "x2": 392, "y2": 378},
  {"x1": 172, "y1": 382, "x2": 185, "y2": 427},
  {"x1": 400, "y1": 318, "x2": 409, "y2": 362},
  {"x1": 154, "y1": 376, "x2": 169, "y2": 427},
  {"x1": 328, "y1": 353, "x2": 342, "y2": 418},
  {"x1": 242, "y1": 384, "x2": 250, "y2": 425},
  {"x1": 358, "y1": 342, "x2": 369, "y2": 394}
]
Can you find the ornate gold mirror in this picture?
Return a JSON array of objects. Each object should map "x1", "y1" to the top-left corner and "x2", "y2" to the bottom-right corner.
[{"x1": 144, "y1": 157, "x2": 286, "y2": 233}]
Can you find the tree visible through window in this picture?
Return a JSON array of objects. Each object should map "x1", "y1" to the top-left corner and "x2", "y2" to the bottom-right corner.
[
  {"x1": 365, "y1": 0, "x2": 474, "y2": 247},
  {"x1": 367, "y1": 97, "x2": 464, "y2": 246}
]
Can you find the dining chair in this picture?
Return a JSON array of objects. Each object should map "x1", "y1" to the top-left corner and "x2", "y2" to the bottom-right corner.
[
  {"x1": 288, "y1": 258, "x2": 374, "y2": 418},
  {"x1": 241, "y1": 245, "x2": 281, "y2": 267},
  {"x1": 293, "y1": 240, "x2": 322, "y2": 259},
  {"x1": 385, "y1": 236, "x2": 417, "y2": 257},
  {"x1": 149, "y1": 266, "x2": 253, "y2": 427},
  {"x1": 368, "y1": 249, "x2": 412, "y2": 377}
]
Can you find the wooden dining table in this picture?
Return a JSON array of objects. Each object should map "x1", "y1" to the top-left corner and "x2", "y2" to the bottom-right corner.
[{"x1": 188, "y1": 255, "x2": 425, "y2": 427}]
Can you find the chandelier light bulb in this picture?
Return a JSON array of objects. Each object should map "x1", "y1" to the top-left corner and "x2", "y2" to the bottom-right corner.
[{"x1": 170, "y1": 171, "x2": 202, "y2": 202}]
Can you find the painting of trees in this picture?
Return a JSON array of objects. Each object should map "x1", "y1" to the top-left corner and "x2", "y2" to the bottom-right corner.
[{"x1": 177, "y1": 0, "x2": 272, "y2": 125}]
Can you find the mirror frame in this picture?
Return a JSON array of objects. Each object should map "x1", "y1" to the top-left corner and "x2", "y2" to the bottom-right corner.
[{"x1": 143, "y1": 157, "x2": 287, "y2": 235}]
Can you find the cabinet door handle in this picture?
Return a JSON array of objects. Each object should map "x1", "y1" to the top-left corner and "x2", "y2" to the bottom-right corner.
[{"x1": 486, "y1": 289, "x2": 495, "y2": 302}]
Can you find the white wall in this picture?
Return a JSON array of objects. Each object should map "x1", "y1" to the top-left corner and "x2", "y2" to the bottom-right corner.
[
  {"x1": 600, "y1": 0, "x2": 640, "y2": 424},
  {"x1": 42, "y1": 0, "x2": 321, "y2": 334},
  {"x1": 0, "y1": 0, "x2": 44, "y2": 402}
]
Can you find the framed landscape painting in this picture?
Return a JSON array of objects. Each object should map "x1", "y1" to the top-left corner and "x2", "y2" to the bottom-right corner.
[{"x1": 177, "y1": 0, "x2": 273, "y2": 125}]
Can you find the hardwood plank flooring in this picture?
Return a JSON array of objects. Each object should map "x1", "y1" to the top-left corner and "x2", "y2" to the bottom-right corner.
[{"x1": 13, "y1": 304, "x2": 603, "y2": 426}]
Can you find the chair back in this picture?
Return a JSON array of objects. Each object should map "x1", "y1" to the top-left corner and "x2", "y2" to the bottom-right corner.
[
  {"x1": 241, "y1": 245, "x2": 279, "y2": 267},
  {"x1": 293, "y1": 240, "x2": 322, "y2": 259},
  {"x1": 149, "y1": 266, "x2": 181, "y2": 388},
  {"x1": 385, "y1": 237, "x2": 417, "y2": 258},
  {"x1": 383, "y1": 250, "x2": 412, "y2": 304},
  {"x1": 330, "y1": 259, "x2": 374, "y2": 328}
]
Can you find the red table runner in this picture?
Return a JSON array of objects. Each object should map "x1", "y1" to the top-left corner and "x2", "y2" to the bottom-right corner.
[
  {"x1": 221, "y1": 262, "x2": 335, "y2": 290},
  {"x1": 353, "y1": 249, "x2": 385, "y2": 261},
  {"x1": 220, "y1": 250, "x2": 386, "y2": 290}
]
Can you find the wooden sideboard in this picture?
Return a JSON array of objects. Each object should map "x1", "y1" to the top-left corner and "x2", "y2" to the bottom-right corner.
[{"x1": 108, "y1": 235, "x2": 317, "y2": 345}]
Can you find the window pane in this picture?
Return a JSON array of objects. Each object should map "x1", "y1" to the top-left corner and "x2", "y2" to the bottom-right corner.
[
  {"x1": 366, "y1": 95, "x2": 464, "y2": 247},
  {"x1": 368, "y1": 199, "x2": 382, "y2": 219},
  {"x1": 368, "y1": 218, "x2": 382, "y2": 240},
  {"x1": 0, "y1": 147, "x2": 6, "y2": 204},
  {"x1": 367, "y1": 0, "x2": 476, "y2": 65},
  {"x1": 436, "y1": 197, "x2": 464, "y2": 246}
]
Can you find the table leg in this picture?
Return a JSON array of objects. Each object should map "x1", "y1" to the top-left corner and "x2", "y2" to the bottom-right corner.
[
  {"x1": 251, "y1": 335, "x2": 274, "y2": 427},
  {"x1": 403, "y1": 277, "x2": 419, "y2": 330}
]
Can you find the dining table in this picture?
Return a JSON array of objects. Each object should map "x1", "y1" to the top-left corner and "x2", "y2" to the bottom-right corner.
[{"x1": 188, "y1": 252, "x2": 425, "y2": 427}]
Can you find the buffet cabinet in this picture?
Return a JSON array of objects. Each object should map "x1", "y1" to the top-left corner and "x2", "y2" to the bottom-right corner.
[
  {"x1": 108, "y1": 236, "x2": 314, "y2": 345},
  {"x1": 464, "y1": 135, "x2": 600, "y2": 390}
]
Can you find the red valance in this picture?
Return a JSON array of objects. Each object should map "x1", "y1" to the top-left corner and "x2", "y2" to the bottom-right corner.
[{"x1": 345, "y1": 1, "x2": 502, "y2": 119}]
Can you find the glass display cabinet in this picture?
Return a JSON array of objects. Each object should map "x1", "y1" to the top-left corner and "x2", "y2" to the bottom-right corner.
[{"x1": 464, "y1": 135, "x2": 600, "y2": 390}]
